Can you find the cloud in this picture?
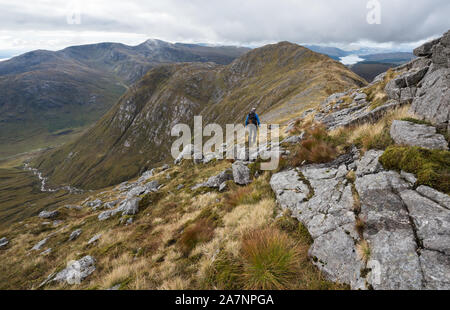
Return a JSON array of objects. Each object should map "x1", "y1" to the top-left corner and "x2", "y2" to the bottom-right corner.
[{"x1": 0, "y1": 0, "x2": 449, "y2": 52}]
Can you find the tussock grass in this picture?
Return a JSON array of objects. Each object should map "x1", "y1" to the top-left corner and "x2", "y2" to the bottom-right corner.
[
  {"x1": 0, "y1": 157, "x2": 345, "y2": 290},
  {"x1": 356, "y1": 240, "x2": 371, "y2": 263},
  {"x1": 330, "y1": 105, "x2": 414, "y2": 152},
  {"x1": 289, "y1": 124, "x2": 339, "y2": 166},
  {"x1": 178, "y1": 219, "x2": 216, "y2": 256},
  {"x1": 240, "y1": 228, "x2": 302, "y2": 290},
  {"x1": 363, "y1": 68, "x2": 397, "y2": 110}
]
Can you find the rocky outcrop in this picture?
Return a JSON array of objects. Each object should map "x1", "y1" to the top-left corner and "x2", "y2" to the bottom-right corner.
[
  {"x1": 232, "y1": 162, "x2": 251, "y2": 185},
  {"x1": 314, "y1": 93, "x2": 405, "y2": 131},
  {"x1": 384, "y1": 67, "x2": 428, "y2": 103},
  {"x1": 87, "y1": 234, "x2": 102, "y2": 245},
  {"x1": 98, "y1": 198, "x2": 141, "y2": 221},
  {"x1": 68, "y1": 229, "x2": 82, "y2": 242},
  {"x1": 270, "y1": 149, "x2": 450, "y2": 290},
  {"x1": 38, "y1": 210, "x2": 59, "y2": 219},
  {"x1": 281, "y1": 133, "x2": 305, "y2": 144},
  {"x1": 41, "y1": 256, "x2": 96, "y2": 287},
  {"x1": 31, "y1": 238, "x2": 49, "y2": 251},
  {"x1": 410, "y1": 68, "x2": 450, "y2": 131},
  {"x1": 193, "y1": 169, "x2": 234, "y2": 190},
  {"x1": 313, "y1": 30, "x2": 450, "y2": 133},
  {"x1": 409, "y1": 31, "x2": 450, "y2": 131},
  {"x1": 86, "y1": 199, "x2": 103, "y2": 210},
  {"x1": 390, "y1": 120, "x2": 449, "y2": 150},
  {"x1": 355, "y1": 171, "x2": 423, "y2": 290},
  {"x1": 138, "y1": 170, "x2": 154, "y2": 183},
  {"x1": 0, "y1": 237, "x2": 8, "y2": 249}
]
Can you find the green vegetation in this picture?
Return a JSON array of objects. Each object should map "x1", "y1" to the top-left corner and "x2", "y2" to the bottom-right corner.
[
  {"x1": 380, "y1": 146, "x2": 450, "y2": 194},
  {"x1": 400, "y1": 117, "x2": 433, "y2": 126},
  {"x1": 33, "y1": 42, "x2": 367, "y2": 190},
  {"x1": 240, "y1": 228, "x2": 302, "y2": 290},
  {"x1": 353, "y1": 125, "x2": 394, "y2": 151}
]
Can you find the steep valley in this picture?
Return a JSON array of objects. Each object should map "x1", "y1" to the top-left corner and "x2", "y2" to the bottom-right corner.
[
  {"x1": 0, "y1": 40, "x2": 250, "y2": 159},
  {"x1": 0, "y1": 30, "x2": 449, "y2": 291},
  {"x1": 32, "y1": 42, "x2": 367, "y2": 190}
]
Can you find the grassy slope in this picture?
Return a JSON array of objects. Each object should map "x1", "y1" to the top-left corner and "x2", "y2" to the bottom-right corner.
[
  {"x1": 33, "y1": 42, "x2": 367, "y2": 190},
  {"x1": 0, "y1": 57, "x2": 127, "y2": 159},
  {"x1": 0, "y1": 160, "x2": 346, "y2": 290},
  {"x1": 0, "y1": 42, "x2": 249, "y2": 159},
  {"x1": 0, "y1": 154, "x2": 93, "y2": 225},
  {"x1": 2, "y1": 53, "x2": 448, "y2": 291}
]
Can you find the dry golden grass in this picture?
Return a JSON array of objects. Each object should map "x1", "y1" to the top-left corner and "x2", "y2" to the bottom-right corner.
[
  {"x1": 0, "y1": 150, "x2": 345, "y2": 291},
  {"x1": 160, "y1": 277, "x2": 191, "y2": 290},
  {"x1": 240, "y1": 227, "x2": 303, "y2": 290},
  {"x1": 356, "y1": 240, "x2": 371, "y2": 263},
  {"x1": 329, "y1": 105, "x2": 415, "y2": 152}
]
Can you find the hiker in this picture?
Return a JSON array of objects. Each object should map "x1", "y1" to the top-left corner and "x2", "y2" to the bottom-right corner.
[{"x1": 245, "y1": 108, "x2": 261, "y2": 146}]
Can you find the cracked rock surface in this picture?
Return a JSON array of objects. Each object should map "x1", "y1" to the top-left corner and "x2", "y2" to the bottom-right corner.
[
  {"x1": 390, "y1": 120, "x2": 449, "y2": 150},
  {"x1": 270, "y1": 150, "x2": 450, "y2": 290}
]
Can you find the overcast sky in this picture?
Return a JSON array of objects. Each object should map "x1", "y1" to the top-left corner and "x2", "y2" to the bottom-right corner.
[{"x1": 0, "y1": 0, "x2": 449, "y2": 55}]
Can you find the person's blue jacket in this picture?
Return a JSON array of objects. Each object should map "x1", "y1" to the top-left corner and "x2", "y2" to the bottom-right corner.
[{"x1": 245, "y1": 113, "x2": 261, "y2": 127}]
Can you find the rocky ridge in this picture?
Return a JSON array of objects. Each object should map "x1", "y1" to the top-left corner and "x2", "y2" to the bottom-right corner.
[
  {"x1": 270, "y1": 149, "x2": 450, "y2": 290},
  {"x1": 306, "y1": 30, "x2": 450, "y2": 134}
]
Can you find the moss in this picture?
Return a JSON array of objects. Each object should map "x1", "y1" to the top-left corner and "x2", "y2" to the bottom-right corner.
[
  {"x1": 401, "y1": 118, "x2": 433, "y2": 126},
  {"x1": 380, "y1": 146, "x2": 450, "y2": 194},
  {"x1": 274, "y1": 215, "x2": 314, "y2": 245}
]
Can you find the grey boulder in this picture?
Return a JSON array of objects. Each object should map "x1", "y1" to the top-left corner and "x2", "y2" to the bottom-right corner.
[
  {"x1": 86, "y1": 199, "x2": 103, "y2": 210},
  {"x1": 68, "y1": 229, "x2": 82, "y2": 242},
  {"x1": 32, "y1": 238, "x2": 49, "y2": 251},
  {"x1": 138, "y1": 170, "x2": 154, "y2": 183},
  {"x1": 144, "y1": 180, "x2": 160, "y2": 193},
  {"x1": 0, "y1": 237, "x2": 8, "y2": 249},
  {"x1": 281, "y1": 133, "x2": 305, "y2": 144},
  {"x1": 87, "y1": 234, "x2": 102, "y2": 245},
  {"x1": 205, "y1": 169, "x2": 233, "y2": 188},
  {"x1": 126, "y1": 185, "x2": 146, "y2": 198},
  {"x1": 390, "y1": 120, "x2": 448, "y2": 150},
  {"x1": 38, "y1": 210, "x2": 59, "y2": 219},
  {"x1": 232, "y1": 161, "x2": 251, "y2": 185},
  {"x1": 98, "y1": 198, "x2": 141, "y2": 221},
  {"x1": 51, "y1": 256, "x2": 96, "y2": 285}
]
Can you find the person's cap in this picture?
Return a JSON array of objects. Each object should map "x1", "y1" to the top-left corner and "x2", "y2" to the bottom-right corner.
[{"x1": 251, "y1": 108, "x2": 256, "y2": 111}]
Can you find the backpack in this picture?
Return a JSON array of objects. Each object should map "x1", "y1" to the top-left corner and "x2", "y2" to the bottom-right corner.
[{"x1": 248, "y1": 112, "x2": 258, "y2": 125}]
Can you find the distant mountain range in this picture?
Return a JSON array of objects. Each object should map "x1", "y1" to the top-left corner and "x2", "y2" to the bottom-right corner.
[
  {"x1": 33, "y1": 42, "x2": 366, "y2": 189},
  {"x1": 0, "y1": 40, "x2": 250, "y2": 158}
]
